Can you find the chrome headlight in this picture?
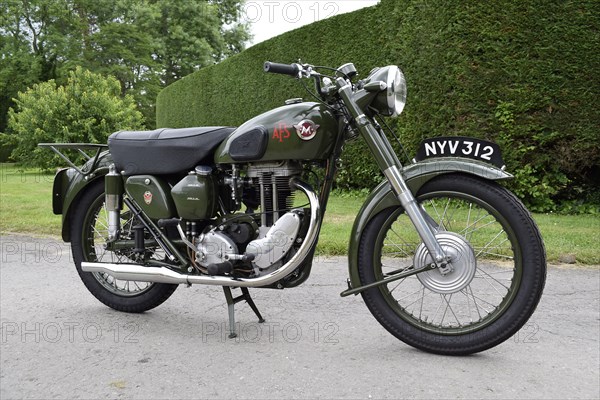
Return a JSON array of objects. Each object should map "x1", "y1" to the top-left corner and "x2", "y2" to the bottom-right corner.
[
  {"x1": 386, "y1": 66, "x2": 407, "y2": 117},
  {"x1": 366, "y1": 66, "x2": 407, "y2": 117}
]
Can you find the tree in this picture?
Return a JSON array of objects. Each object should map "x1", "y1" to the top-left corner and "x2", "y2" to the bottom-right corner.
[
  {"x1": 3, "y1": 67, "x2": 144, "y2": 169},
  {"x1": 0, "y1": 0, "x2": 250, "y2": 130}
]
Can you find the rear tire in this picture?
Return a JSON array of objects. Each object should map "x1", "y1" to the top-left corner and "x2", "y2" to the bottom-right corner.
[
  {"x1": 71, "y1": 182, "x2": 177, "y2": 313},
  {"x1": 358, "y1": 174, "x2": 546, "y2": 355}
]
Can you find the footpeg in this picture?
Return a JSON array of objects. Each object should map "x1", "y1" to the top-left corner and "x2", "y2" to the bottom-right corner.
[
  {"x1": 157, "y1": 218, "x2": 181, "y2": 228},
  {"x1": 207, "y1": 261, "x2": 233, "y2": 276},
  {"x1": 132, "y1": 224, "x2": 146, "y2": 253}
]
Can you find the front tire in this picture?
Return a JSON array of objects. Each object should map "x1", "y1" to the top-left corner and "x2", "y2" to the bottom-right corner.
[
  {"x1": 71, "y1": 182, "x2": 178, "y2": 313},
  {"x1": 358, "y1": 174, "x2": 546, "y2": 355}
]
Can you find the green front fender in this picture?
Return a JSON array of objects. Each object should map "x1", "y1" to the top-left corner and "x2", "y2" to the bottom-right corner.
[
  {"x1": 345, "y1": 158, "x2": 512, "y2": 292},
  {"x1": 53, "y1": 151, "x2": 114, "y2": 242}
]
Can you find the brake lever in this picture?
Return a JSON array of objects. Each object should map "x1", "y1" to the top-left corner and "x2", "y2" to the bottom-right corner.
[
  {"x1": 300, "y1": 65, "x2": 313, "y2": 78},
  {"x1": 313, "y1": 73, "x2": 322, "y2": 96}
]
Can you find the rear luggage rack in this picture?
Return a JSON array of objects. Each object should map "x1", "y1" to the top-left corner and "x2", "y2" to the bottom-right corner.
[{"x1": 38, "y1": 143, "x2": 108, "y2": 176}]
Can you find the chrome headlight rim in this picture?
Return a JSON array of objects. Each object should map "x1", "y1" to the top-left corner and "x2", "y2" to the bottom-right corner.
[{"x1": 386, "y1": 66, "x2": 407, "y2": 118}]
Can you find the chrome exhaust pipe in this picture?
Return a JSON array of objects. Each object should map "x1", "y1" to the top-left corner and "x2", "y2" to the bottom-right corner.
[
  {"x1": 82, "y1": 263, "x2": 189, "y2": 285},
  {"x1": 82, "y1": 178, "x2": 321, "y2": 288}
]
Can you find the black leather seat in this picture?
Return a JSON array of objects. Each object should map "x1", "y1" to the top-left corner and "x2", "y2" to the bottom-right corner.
[{"x1": 108, "y1": 127, "x2": 235, "y2": 175}]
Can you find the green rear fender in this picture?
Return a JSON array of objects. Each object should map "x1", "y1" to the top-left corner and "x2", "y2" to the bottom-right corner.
[
  {"x1": 54, "y1": 151, "x2": 114, "y2": 242},
  {"x1": 346, "y1": 158, "x2": 512, "y2": 291}
]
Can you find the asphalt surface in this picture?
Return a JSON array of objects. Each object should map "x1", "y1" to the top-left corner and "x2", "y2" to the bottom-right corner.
[{"x1": 1, "y1": 234, "x2": 599, "y2": 399}]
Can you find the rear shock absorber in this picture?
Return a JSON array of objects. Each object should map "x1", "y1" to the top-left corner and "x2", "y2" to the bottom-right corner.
[{"x1": 105, "y1": 164, "x2": 124, "y2": 241}]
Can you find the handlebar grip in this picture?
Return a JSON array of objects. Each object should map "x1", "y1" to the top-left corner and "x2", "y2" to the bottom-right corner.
[{"x1": 264, "y1": 61, "x2": 300, "y2": 76}]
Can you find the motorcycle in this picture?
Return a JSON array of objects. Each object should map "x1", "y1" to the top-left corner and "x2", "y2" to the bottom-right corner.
[{"x1": 40, "y1": 61, "x2": 546, "y2": 355}]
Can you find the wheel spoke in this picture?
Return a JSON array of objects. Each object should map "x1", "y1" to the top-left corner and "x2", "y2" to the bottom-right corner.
[
  {"x1": 91, "y1": 225, "x2": 105, "y2": 239},
  {"x1": 388, "y1": 277, "x2": 408, "y2": 294},
  {"x1": 388, "y1": 228, "x2": 416, "y2": 257},
  {"x1": 439, "y1": 294, "x2": 449, "y2": 325},
  {"x1": 427, "y1": 199, "x2": 448, "y2": 231},
  {"x1": 473, "y1": 249, "x2": 513, "y2": 260},
  {"x1": 97, "y1": 219, "x2": 109, "y2": 231},
  {"x1": 442, "y1": 293, "x2": 462, "y2": 327},
  {"x1": 475, "y1": 230, "x2": 507, "y2": 258},
  {"x1": 472, "y1": 268, "x2": 513, "y2": 275},
  {"x1": 477, "y1": 267, "x2": 511, "y2": 290},
  {"x1": 467, "y1": 292, "x2": 496, "y2": 312},
  {"x1": 461, "y1": 288, "x2": 473, "y2": 323},
  {"x1": 418, "y1": 287, "x2": 426, "y2": 320},
  {"x1": 96, "y1": 247, "x2": 108, "y2": 262},
  {"x1": 461, "y1": 217, "x2": 497, "y2": 238},
  {"x1": 382, "y1": 248, "x2": 413, "y2": 258},
  {"x1": 439, "y1": 198, "x2": 452, "y2": 230},
  {"x1": 430, "y1": 295, "x2": 444, "y2": 324},
  {"x1": 396, "y1": 287, "x2": 423, "y2": 302},
  {"x1": 403, "y1": 291, "x2": 427, "y2": 310},
  {"x1": 465, "y1": 285, "x2": 483, "y2": 320},
  {"x1": 440, "y1": 199, "x2": 462, "y2": 232},
  {"x1": 466, "y1": 203, "x2": 473, "y2": 237},
  {"x1": 465, "y1": 207, "x2": 483, "y2": 241}
]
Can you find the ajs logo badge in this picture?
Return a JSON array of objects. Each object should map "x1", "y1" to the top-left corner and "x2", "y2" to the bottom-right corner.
[
  {"x1": 294, "y1": 120, "x2": 319, "y2": 141},
  {"x1": 143, "y1": 191, "x2": 153, "y2": 205}
]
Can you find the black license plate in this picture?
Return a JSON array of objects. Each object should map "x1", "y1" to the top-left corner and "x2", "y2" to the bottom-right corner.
[{"x1": 415, "y1": 136, "x2": 505, "y2": 168}]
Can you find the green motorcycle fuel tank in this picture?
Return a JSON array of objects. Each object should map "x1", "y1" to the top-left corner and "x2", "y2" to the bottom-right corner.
[{"x1": 214, "y1": 102, "x2": 339, "y2": 164}]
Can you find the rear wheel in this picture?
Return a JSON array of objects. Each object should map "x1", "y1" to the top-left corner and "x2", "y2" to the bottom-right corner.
[
  {"x1": 358, "y1": 174, "x2": 546, "y2": 355},
  {"x1": 71, "y1": 182, "x2": 177, "y2": 312}
]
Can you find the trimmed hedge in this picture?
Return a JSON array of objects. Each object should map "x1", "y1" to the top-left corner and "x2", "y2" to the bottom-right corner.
[
  {"x1": 157, "y1": 0, "x2": 600, "y2": 211},
  {"x1": 156, "y1": 2, "x2": 395, "y2": 126}
]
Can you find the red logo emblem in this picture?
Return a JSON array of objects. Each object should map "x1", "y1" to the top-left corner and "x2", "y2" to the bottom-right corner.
[
  {"x1": 143, "y1": 191, "x2": 153, "y2": 205},
  {"x1": 294, "y1": 120, "x2": 319, "y2": 141},
  {"x1": 272, "y1": 122, "x2": 291, "y2": 142}
]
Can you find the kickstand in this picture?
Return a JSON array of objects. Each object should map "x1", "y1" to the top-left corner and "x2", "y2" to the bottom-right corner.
[{"x1": 223, "y1": 286, "x2": 266, "y2": 339}]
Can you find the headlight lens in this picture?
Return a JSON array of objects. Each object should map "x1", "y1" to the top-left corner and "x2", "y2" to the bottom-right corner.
[
  {"x1": 365, "y1": 66, "x2": 407, "y2": 117},
  {"x1": 387, "y1": 66, "x2": 407, "y2": 117}
]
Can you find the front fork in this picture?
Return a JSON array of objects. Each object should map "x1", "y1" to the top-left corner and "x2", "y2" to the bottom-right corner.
[{"x1": 336, "y1": 79, "x2": 450, "y2": 270}]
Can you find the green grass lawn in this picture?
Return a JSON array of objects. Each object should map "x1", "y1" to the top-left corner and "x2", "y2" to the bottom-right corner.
[
  {"x1": 0, "y1": 164, "x2": 62, "y2": 236},
  {"x1": 1, "y1": 163, "x2": 598, "y2": 264}
]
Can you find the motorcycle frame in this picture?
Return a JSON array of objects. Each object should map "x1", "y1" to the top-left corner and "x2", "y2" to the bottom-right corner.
[{"x1": 91, "y1": 117, "x2": 348, "y2": 288}]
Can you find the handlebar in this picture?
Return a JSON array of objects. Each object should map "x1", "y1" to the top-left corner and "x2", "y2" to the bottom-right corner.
[
  {"x1": 264, "y1": 61, "x2": 346, "y2": 103},
  {"x1": 264, "y1": 61, "x2": 301, "y2": 77}
]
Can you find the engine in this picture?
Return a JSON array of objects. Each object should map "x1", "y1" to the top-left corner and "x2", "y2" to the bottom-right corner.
[
  {"x1": 246, "y1": 161, "x2": 303, "y2": 226},
  {"x1": 182, "y1": 161, "x2": 308, "y2": 278}
]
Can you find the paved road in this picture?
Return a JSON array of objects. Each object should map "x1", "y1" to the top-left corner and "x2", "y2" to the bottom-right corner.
[{"x1": 1, "y1": 235, "x2": 598, "y2": 399}]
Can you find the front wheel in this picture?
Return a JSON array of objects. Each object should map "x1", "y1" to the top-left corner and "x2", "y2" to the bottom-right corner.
[
  {"x1": 358, "y1": 174, "x2": 546, "y2": 355},
  {"x1": 71, "y1": 182, "x2": 178, "y2": 313}
]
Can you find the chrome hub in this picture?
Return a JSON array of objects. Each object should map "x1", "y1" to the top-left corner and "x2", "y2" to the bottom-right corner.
[{"x1": 413, "y1": 232, "x2": 476, "y2": 294}]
